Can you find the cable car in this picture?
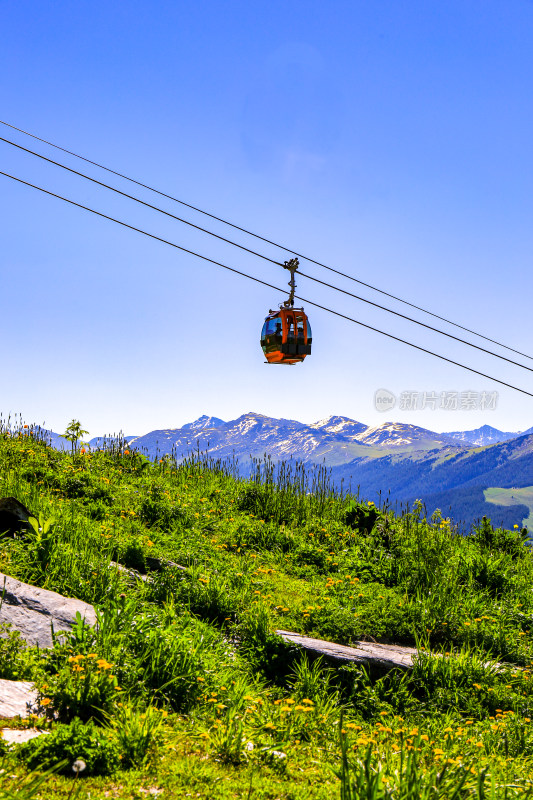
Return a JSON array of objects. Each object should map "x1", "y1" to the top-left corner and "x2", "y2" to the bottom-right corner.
[{"x1": 260, "y1": 258, "x2": 312, "y2": 364}]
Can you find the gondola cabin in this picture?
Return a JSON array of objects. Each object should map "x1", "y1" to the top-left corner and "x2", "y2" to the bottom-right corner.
[{"x1": 260, "y1": 307, "x2": 312, "y2": 364}]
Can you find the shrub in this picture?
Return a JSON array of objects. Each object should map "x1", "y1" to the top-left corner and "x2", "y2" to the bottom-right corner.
[
  {"x1": 37, "y1": 652, "x2": 121, "y2": 723},
  {"x1": 344, "y1": 501, "x2": 381, "y2": 534},
  {"x1": 17, "y1": 718, "x2": 120, "y2": 776}
]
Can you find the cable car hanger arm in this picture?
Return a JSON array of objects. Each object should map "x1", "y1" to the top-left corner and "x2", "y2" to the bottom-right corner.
[{"x1": 282, "y1": 258, "x2": 299, "y2": 308}]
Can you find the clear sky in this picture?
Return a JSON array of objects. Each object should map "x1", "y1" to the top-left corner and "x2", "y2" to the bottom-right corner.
[{"x1": 1, "y1": 0, "x2": 532, "y2": 438}]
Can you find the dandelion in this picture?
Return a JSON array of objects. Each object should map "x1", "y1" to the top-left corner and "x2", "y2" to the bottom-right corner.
[{"x1": 72, "y1": 759, "x2": 86, "y2": 774}]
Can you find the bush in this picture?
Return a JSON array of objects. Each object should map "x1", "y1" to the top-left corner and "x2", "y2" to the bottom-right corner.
[
  {"x1": 344, "y1": 501, "x2": 381, "y2": 534},
  {"x1": 18, "y1": 718, "x2": 120, "y2": 776},
  {"x1": 37, "y1": 652, "x2": 121, "y2": 723}
]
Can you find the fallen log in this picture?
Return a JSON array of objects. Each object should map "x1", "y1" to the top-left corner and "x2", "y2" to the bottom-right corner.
[{"x1": 276, "y1": 630, "x2": 417, "y2": 672}]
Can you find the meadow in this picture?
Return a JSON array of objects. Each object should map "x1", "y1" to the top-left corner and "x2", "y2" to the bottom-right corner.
[
  {"x1": 484, "y1": 487, "x2": 533, "y2": 531},
  {"x1": 1, "y1": 421, "x2": 533, "y2": 798}
]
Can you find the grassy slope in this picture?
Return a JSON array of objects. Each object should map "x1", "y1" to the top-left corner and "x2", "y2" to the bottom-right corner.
[
  {"x1": 330, "y1": 437, "x2": 533, "y2": 528},
  {"x1": 2, "y1": 429, "x2": 533, "y2": 797},
  {"x1": 485, "y1": 487, "x2": 533, "y2": 529}
]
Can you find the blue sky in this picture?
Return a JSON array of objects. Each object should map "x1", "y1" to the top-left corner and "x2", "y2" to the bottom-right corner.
[{"x1": 1, "y1": 0, "x2": 533, "y2": 437}]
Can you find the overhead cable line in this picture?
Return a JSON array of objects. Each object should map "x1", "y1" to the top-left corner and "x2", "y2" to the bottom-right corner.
[
  {"x1": 0, "y1": 135, "x2": 280, "y2": 267},
  {"x1": 1, "y1": 167, "x2": 532, "y2": 399},
  {"x1": 2, "y1": 133, "x2": 532, "y2": 376},
  {"x1": 1, "y1": 117, "x2": 531, "y2": 363}
]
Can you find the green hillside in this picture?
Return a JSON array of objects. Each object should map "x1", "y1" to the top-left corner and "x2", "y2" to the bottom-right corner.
[
  {"x1": 485, "y1": 487, "x2": 533, "y2": 530},
  {"x1": 330, "y1": 435, "x2": 533, "y2": 528},
  {"x1": 3, "y1": 426, "x2": 533, "y2": 798}
]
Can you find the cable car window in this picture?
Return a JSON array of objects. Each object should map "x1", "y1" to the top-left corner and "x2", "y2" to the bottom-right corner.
[
  {"x1": 306, "y1": 318, "x2": 312, "y2": 341},
  {"x1": 287, "y1": 317, "x2": 295, "y2": 338},
  {"x1": 296, "y1": 317, "x2": 305, "y2": 339},
  {"x1": 266, "y1": 317, "x2": 282, "y2": 336}
]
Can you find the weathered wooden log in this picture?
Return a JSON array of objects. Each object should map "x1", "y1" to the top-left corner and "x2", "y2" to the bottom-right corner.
[{"x1": 276, "y1": 630, "x2": 417, "y2": 672}]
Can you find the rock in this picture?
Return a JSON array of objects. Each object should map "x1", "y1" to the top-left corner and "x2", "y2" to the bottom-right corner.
[
  {"x1": 1, "y1": 728, "x2": 47, "y2": 744},
  {"x1": 0, "y1": 680, "x2": 38, "y2": 718},
  {"x1": 109, "y1": 561, "x2": 149, "y2": 583},
  {"x1": 0, "y1": 573, "x2": 96, "y2": 649},
  {"x1": 276, "y1": 630, "x2": 417, "y2": 672},
  {"x1": 109, "y1": 559, "x2": 187, "y2": 583},
  {"x1": 145, "y1": 556, "x2": 186, "y2": 573},
  {"x1": 0, "y1": 497, "x2": 33, "y2": 537}
]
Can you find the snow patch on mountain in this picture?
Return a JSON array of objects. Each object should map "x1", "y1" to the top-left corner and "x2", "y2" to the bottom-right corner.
[
  {"x1": 355, "y1": 422, "x2": 457, "y2": 448},
  {"x1": 181, "y1": 415, "x2": 225, "y2": 432},
  {"x1": 311, "y1": 415, "x2": 367, "y2": 438},
  {"x1": 444, "y1": 425, "x2": 520, "y2": 447}
]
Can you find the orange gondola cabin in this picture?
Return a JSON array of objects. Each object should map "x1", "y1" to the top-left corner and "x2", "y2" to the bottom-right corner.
[
  {"x1": 260, "y1": 258, "x2": 312, "y2": 364},
  {"x1": 261, "y1": 307, "x2": 312, "y2": 364}
]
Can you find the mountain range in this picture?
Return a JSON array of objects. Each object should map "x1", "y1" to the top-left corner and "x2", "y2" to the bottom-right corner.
[
  {"x1": 125, "y1": 414, "x2": 533, "y2": 531},
  {"x1": 43, "y1": 414, "x2": 533, "y2": 532}
]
